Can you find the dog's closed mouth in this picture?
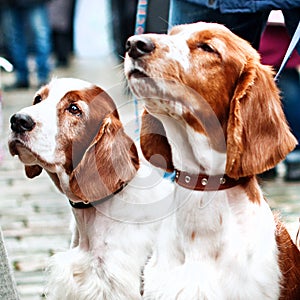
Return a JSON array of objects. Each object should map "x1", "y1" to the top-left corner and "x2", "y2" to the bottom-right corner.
[
  {"x1": 8, "y1": 139, "x2": 42, "y2": 167},
  {"x1": 9, "y1": 139, "x2": 26, "y2": 156},
  {"x1": 128, "y1": 69, "x2": 148, "y2": 79}
]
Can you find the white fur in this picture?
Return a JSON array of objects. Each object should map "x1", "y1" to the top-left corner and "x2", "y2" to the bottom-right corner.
[
  {"x1": 141, "y1": 117, "x2": 281, "y2": 300},
  {"x1": 143, "y1": 186, "x2": 280, "y2": 299},
  {"x1": 46, "y1": 166, "x2": 174, "y2": 300}
]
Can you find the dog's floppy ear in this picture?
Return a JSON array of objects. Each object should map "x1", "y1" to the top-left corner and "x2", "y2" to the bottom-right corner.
[
  {"x1": 140, "y1": 110, "x2": 174, "y2": 172},
  {"x1": 25, "y1": 165, "x2": 43, "y2": 178},
  {"x1": 226, "y1": 58, "x2": 297, "y2": 178},
  {"x1": 69, "y1": 114, "x2": 139, "y2": 202}
]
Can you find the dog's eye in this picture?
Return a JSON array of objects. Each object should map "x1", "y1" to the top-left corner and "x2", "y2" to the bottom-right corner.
[
  {"x1": 67, "y1": 104, "x2": 82, "y2": 116},
  {"x1": 33, "y1": 95, "x2": 42, "y2": 105},
  {"x1": 197, "y1": 43, "x2": 215, "y2": 53}
]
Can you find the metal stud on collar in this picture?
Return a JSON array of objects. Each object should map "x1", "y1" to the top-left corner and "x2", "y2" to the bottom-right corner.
[
  {"x1": 185, "y1": 175, "x2": 191, "y2": 183},
  {"x1": 220, "y1": 177, "x2": 226, "y2": 185},
  {"x1": 201, "y1": 178, "x2": 208, "y2": 186},
  {"x1": 174, "y1": 169, "x2": 248, "y2": 191}
]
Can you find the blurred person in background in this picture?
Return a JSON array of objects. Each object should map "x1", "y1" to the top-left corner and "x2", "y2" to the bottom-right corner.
[
  {"x1": 0, "y1": 0, "x2": 52, "y2": 89},
  {"x1": 48, "y1": 0, "x2": 75, "y2": 67},
  {"x1": 259, "y1": 11, "x2": 300, "y2": 181},
  {"x1": 109, "y1": 0, "x2": 170, "y2": 60},
  {"x1": 168, "y1": 0, "x2": 300, "y2": 54},
  {"x1": 110, "y1": 0, "x2": 137, "y2": 59}
]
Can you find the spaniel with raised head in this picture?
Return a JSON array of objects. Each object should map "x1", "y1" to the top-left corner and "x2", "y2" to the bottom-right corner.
[
  {"x1": 8, "y1": 78, "x2": 173, "y2": 299},
  {"x1": 125, "y1": 22, "x2": 300, "y2": 299}
]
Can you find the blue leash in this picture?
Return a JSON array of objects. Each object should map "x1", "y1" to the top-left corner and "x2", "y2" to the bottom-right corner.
[
  {"x1": 133, "y1": 1, "x2": 175, "y2": 180},
  {"x1": 135, "y1": 0, "x2": 148, "y2": 35},
  {"x1": 133, "y1": 0, "x2": 149, "y2": 138}
]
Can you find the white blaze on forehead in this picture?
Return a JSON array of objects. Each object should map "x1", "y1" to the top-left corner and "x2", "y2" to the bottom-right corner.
[
  {"x1": 47, "y1": 77, "x2": 93, "y2": 101},
  {"x1": 172, "y1": 22, "x2": 228, "y2": 38},
  {"x1": 164, "y1": 35, "x2": 190, "y2": 71},
  {"x1": 18, "y1": 78, "x2": 93, "y2": 125}
]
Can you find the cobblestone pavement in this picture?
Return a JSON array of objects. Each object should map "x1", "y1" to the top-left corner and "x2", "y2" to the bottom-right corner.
[{"x1": 0, "y1": 55, "x2": 299, "y2": 299}]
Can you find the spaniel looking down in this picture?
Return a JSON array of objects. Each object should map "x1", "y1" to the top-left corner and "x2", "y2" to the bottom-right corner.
[
  {"x1": 8, "y1": 78, "x2": 173, "y2": 299},
  {"x1": 125, "y1": 22, "x2": 300, "y2": 299}
]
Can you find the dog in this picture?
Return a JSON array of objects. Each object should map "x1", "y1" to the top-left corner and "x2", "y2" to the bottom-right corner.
[
  {"x1": 8, "y1": 78, "x2": 173, "y2": 299},
  {"x1": 125, "y1": 22, "x2": 300, "y2": 299}
]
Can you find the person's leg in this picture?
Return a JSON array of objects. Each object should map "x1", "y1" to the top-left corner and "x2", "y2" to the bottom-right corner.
[
  {"x1": 2, "y1": 7, "x2": 29, "y2": 86},
  {"x1": 169, "y1": 0, "x2": 269, "y2": 50},
  {"x1": 27, "y1": 4, "x2": 52, "y2": 85},
  {"x1": 279, "y1": 68, "x2": 300, "y2": 181},
  {"x1": 52, "y1": 30, "x2": 71, "y2": 67},
  {"x1": 282, "y1": 9, "x2": 300, "y2": 55}
]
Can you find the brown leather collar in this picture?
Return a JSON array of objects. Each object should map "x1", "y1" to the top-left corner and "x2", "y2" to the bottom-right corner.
[
  {"x1": 69, "y1": 183, "x2": 127, "y2": 209},
  {"x1": 174, "y1": 170, "x2": 248, "y2": 191}
]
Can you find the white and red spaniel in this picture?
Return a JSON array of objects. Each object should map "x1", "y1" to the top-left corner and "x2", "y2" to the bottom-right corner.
[
  {"x1": 125, "y1": 22, "x2": 300, "y2": 299},
  {"x1": 8, "y1": 78, "x2": 173, "y2": 299}
]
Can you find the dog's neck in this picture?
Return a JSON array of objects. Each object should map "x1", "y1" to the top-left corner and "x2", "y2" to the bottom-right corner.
[
  {"x1": 156, "y1": 113, "x2": 226, "y2": 176},
  {"x1": 60, "y1": 164, "x2": 168, "y2": 251},
  {"x1": 67, "y1": 185, "x2": 131, "y2": 252},
  {"x1": 157, "y1": 115, "x2": 269, "y2": 257},
  {"x1": 154, "y1": 112, "x2": 268, "y2": 239}
]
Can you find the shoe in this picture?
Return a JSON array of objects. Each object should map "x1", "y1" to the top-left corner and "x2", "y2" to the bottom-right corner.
[
  {"x1": 285, "y1": 162, "x2": 300, "y2": 181},
  {"x1": 258, "y1": 167, "x2": 277, "y2": 180},
  {"x1": 4, "y1": 81, "x2": 29, "y2": 91}
]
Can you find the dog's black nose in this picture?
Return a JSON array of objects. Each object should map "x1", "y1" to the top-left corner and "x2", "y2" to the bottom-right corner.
[
  {"x1": 10, "y1": 113, "x2": 36, "y2": 133},
  {"x1": 125, "y1": 36, "x2": 155, "y2": 59}
]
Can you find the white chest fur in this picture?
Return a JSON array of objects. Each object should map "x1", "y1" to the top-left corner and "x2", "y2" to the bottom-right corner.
[
  {"x1": 45, "y1": 166, "x2": 174, "y2": 300},
  {"x1": 143, "y1": 185, "x2": 281, "y2": 300}
]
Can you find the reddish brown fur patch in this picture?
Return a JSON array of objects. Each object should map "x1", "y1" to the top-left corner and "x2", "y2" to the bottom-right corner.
[
  {"x1": 33, "y1": 85, "x2": 50, "y2": 104},
  {"x1": 182, "y1": 111, "x2": 205, "y2": 135},
  {"x1": 56, "y1": 86, "x2": 118, "y2": 174},
  {"x1": 140, "y1": 110, "x2": 174, "y2": 172},
  {"x1": 219, "y1": 214, "x2": 223, "y2": 226},
  {"x1": 191, "y1": 231, "x2": 196, "y2": 241},
  {"x1": 241, "y1": 176, "x2": 261, "y2": 204},
  {"x1": 276, "y1": 219, "x2": 300, "y2": 299},
  {"x1": 70, "y1": 114, "x2": 139, "y2": 202},
  {"x1": 226, "y1": 62, "x2": 297, "y2": 178}
]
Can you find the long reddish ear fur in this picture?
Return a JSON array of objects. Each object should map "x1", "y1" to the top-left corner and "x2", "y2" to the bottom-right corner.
[
  {"x1": 69, "y1": 114, "x2": 139, "y2": 201},
  {"x1": 226, "y1": 58, "x2": 297, "y2": 178},
  {"x1": 140, "y1": 110, "x2": 174, "y2": 172}
]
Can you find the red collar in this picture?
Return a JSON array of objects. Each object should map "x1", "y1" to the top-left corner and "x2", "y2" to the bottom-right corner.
[{"x1": 174, "y1": 170, "x2": 248, "y2": 191}]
